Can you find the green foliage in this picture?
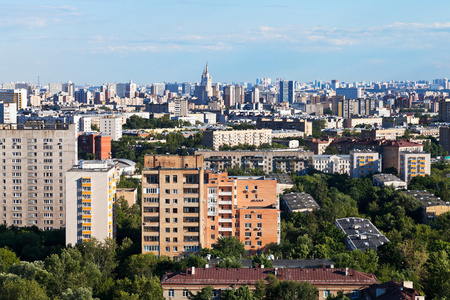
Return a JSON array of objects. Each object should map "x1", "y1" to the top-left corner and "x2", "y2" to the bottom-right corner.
[
  {"x1": 323, "y1": 145, "x2": 339, "y2": 155},
  {"x1": 0, "y1": 273, "x2": 49, "y2": 300},
  {"x1": 209, "y1": 236, "x2": 246, "y2": 259},
  {"x1": 0, "y1": 247, "x2": 20, "y2": 273},
  {"x1": 91, "y1": 124, "x2": 99, "y2": 131},
  {"x1": 115, "y1": 197, "x2": 141, "y2": 255},
  {"x1": 123, "y1": 115, "x2": 181, "y2": 130},
  {"x1": 252, "y1": 254, "x2": 273, "y2": 268},
  {"x1": 261, "y1": 274, "x2": 318, "y2": 300},
  {"x1": 189, "y1": 285, "x2": 213, "y2": 300},
  {"x1": 422, "y1": 137, "x2": 443, "y2": 157},
  {"x1": 225, "y1": 165, "x2": 267, "y2": 176},
  {"x1": 216, "y1": 257, "x2": 243, "y2": 268},
  {"x1": 231, "y1": 123, "x2": 256, "y2": 130},
  {"x1": 60, "y1": 287, "x2": 98, "y2": 300},
  {"x1": 222, "y1": 286, "x2": 255, "y2": 300},
  {"x1": 312, "y1": 120, "x2": 326, "y2": 138}
]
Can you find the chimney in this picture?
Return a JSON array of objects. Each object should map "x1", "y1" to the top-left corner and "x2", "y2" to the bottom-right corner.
[
  {"x1": 275, "y1": 268, "x2": 278, "y2": 276},
  {"x1": 192, "y1": 267, "x2": 195, "y2": 275},
  {"x1": 261, "y1": 265, "x2": 264, "y2": 269},
  {"x1": 345, "y1": 267, "x2": 349, "y2": 276}
]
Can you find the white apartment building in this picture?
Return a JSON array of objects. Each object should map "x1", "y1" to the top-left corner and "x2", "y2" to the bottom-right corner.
[
  {"x1": 0, "y1": 103, "x2": 17, "y2": 124},
  {"x1": 350, "y1": 150, "x2": 382, "y2": 178},
  {"x1": 203, "y1": 129, "x2": 272, "y2": 150},
  {"x1": 399, "y1": 151, "x2": 431, "y2": 182},
  {"x1": 100, "y1": 116, "x2": 122, "y2": 141},
  {"x1": 0, "y1": 123, "x2": 77, "y2": 229},
  {"x1": 0, "y1": 89, "x2": 27, "y2": 110},
  {"x1": 314, "y1": 155, "x2": 351, "y2": 175},
  {"x1": 65, "y1": 160, "x2": 118, "y2": 246}
]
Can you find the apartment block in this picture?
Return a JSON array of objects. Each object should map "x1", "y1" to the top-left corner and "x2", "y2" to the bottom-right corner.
[
  {"x1": 100, "y1": 116, "x2": 122, "y2": 141},
  {"x1": 361, "y1": 128, "x2": 406, "y2": 140},
  {"x1": 399, "y1": 151, "x2": 431, "y2": 182},
  {"x1": 314, "y1": 155, "x2": 351, "y2": 175},
  {"x1": 78, "y1": 132, "x2": 112, "y2": 160},
  {"x1": 141, "y1": 155, "x2": 204, "y2": 258},
  {"x1": 203, "y1": 171, "x2": 279, "y2": 253},
  {"x1": 381, "y1": 140, "x2": 423, "y2": 172},
  {"x1": 438, "y1": 98, "x2": 450, "y2": 122},
  {"x1": 0, "y1": 123, "x2": 77, "y2": 229},
  {"x1": 350, "y1": 150, "x2": 381, "y2": 178},
  {"x1": 0, "y1": 103, "x2": 17, "y2": 124},
  {"x1": 439, "y1": 126, "x2": 450, "y2": 154},
  {"x1": 203, "y1": 129, "x2": 272, "y2": 150},
  {"x1": 256, "y1": 118, "x2": 312, "y2": 136},
  {"x1": 195, "y1": 149, "x2": 313, "y2": 173},
  {"x1": 65, "y1": 160, "x2": 118, "y2": 246},
  {"x1": 0, "y1": 89, "x2": 27, "y2": 110}
]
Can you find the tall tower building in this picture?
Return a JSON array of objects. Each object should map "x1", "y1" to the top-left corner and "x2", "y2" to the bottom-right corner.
[
  {"x1": 0, "y1": 89, "x2": 27, "y2": 110},
  {"x1": 142, "y1": 155, "x2": 204, "y2": 258},
  {"x1": 125, "y1": 79, "x2": 137, "y2": 98},
  {"x1": 279, "y1": 80, "x2": 289, "y2": 103},
  {"x1": 235, "y1": 84, "x2": 245, "y2": 105},
  {"x1": 223, "y1": 85, "x2": 236, "y2": 107},
  {"x1": 0, "y1": 123, "x2": 77, "y2": 229},
  {"x1": 65, "y1": 160, "x2": 118, "y2": 246},
  {"x1": 194, "y1": 63, "x2": 213, "y2": 103}
]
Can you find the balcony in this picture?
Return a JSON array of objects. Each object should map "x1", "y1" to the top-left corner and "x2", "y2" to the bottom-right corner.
[
  {"x1": 219, "y1": 200, "x2": 233, "y2": 205},
  {"x1": 219, "y1": 227, "x2": 233, "y2": 232},
  {"x1": 218, "y1": 209, "x2": 232, "y2": 214},
  {"x1": 219, "y1": 191, "x2": 233, "y2": 196},
  {"x1": 218, "y1": 218, "x2": 233, "y2": 223}
]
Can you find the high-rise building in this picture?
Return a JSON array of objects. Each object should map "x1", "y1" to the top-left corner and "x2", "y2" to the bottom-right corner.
[
  {"x1": 0, "y1": 89, "x2": 27, "y2": 110},
  {"x1": 151, "y1": 83, "x2": 166, "y2": 96},
  {"x1": 173, "y1": 98, "x2": 188, "y2": 117},
  {"x1": 399, "y1": 151, "x2": 431, "y2": 182},
  {"x1": 125, "y1": 79, "x2": 137, "y2": 98},
  {"x1": 279, "y1": 80, "x2": 289, "y2": 103},
  {"x1": 181, "y1": 83, "x2": 191, "y2": 96},
  {"x1": 48, "y1": 83, "x2": 63, "y2": 96},
  {"x1": 65, "y1": 160, "x2": 118, "y2": 246},
  {"x1": 336, "y1": 87, "x2": 362, "y2": 100},
  {"x1": 100, "y1": 116, "x2": 122, "y2": 141},
  {"x1": 223, "y1": 85, "x2": 235, "y2": 107},
  {"x1": 0, "y1": 123, "x2": 77, "y2": 229},
  {"x1": 193, "y1": 63, "x2": 213, "y2": 102},
  {"x1": 166, "y1": 83, "x2": 180, "y2": 94},
  {"x1": 439, "y1": 98, "x2": 450, "y2": 122},
  {"x1": 382, "y1": 140, "x2": 424, "y2": 172},
  {"x1": 440, "y1": 126, "x2": 450, "y2": 154},
  {"x1": 203, "y1": 171, "x2": 280, "y2": 253},
  {"x1": 78, "y1": 132, "x2": 112, "y2": 160},
  {"x1": 0, "y1": 103, "x2": 17, "y2": 124},
  {"x1": 142, "y1": 155, "x2": 204, "y2": 258},
  {"x1": 235, "y1": 84, "x2": 245, "y2": 104}
]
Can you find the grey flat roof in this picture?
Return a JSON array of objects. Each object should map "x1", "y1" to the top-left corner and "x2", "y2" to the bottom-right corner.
[{"x1": 283, "y1": 192, "x2": 320, "y2": 211}]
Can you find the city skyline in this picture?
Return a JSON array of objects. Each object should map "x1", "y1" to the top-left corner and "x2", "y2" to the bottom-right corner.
[{"x1": 2, "y1": 0, "x2": 450, "y2": 85}]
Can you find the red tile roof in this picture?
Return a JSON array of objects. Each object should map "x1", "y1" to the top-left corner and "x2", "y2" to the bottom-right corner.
[
  {"x1": 161, "y1": 268, "x2": 379, "y2": 287},
  {"x1": 382, "y1": 139, "x2": 423, "y2": 147}
]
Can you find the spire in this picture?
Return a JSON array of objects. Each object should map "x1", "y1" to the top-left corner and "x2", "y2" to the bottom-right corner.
[{"x1": 205, "y1": 61, "x2": 208, "y2": 73}]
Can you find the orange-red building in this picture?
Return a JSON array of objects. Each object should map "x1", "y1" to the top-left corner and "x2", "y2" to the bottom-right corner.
[
  {"x1": 78, "y1": 132, "x2": 112, "y2": 160},
  {"x1": 204, "y1": 171, "x2": 280, "y2": 254}
]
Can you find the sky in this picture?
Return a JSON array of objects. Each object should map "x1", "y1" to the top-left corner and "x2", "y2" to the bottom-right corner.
[{"x1": 2, "y1": 0, "x2": 450, "y2": 85}]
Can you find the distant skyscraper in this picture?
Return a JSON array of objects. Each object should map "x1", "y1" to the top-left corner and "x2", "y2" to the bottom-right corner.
[
  {"x1": 194, "y1": 63, "x2": 213, "y2": 103},
  {"x1": 166, "y1": 83, "x2": 180, "y2": 94},
  {"x1": 223, "y1": 85, "x2": 235, "y2": 107},
  {"x1": 181, "y1": 83, "x2": 191, "y2": 96},
  {"x1": 279, "y1": 80, "x2": 290, "y2": 103},
  {"x1": 336, "y1": 87, "x2": 362, "y2": 100},
  {"x1": 331, "y1": 79, "x2": 339, "y2": 90},
  {"x1": 235, "y1": 84, "x2": 245, "y2": 104},
  {"x1": 151, "y1": 83, "x2": 166, "y2": 96},
  {"x1": 125, "y1": 79, "x2": 137, "y2": 98}
]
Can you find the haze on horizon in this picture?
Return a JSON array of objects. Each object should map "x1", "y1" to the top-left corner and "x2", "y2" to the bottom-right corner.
[{"x1": 2, "y1": 0, "x2": 450, "y2": 85}]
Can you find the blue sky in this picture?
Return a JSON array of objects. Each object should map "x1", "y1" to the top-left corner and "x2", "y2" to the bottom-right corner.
[{"x1": 2, "y1": 0, "x2": 450, "y2": 85}]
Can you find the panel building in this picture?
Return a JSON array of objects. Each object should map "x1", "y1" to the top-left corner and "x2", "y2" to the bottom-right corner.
[
  {"x1": 0, "y1": 89, "x2": 27, "y2": 110},
  {"x1": 141, "y1": 155, "x2": 204, "y2": 258},
  {"x1": 100, "y1": 116, "x2": 122, "y2": 141},
  {"x1": 65, "y1": 160, "x2": 118, "y2": 246},
  {"x1": 399, "y1": 151, "x2": 431, "y2": 182},
  {"x1": 350, "y1": 150, "x2": 382, "y2": 178},
  {"x1": 203, "y1": 129, "x2": 272, "y2": 150},
  {"x1": 0, "y1": 123, "x2": 77, "y2": 229},
  {"x1": 195, "y1": 149, "x2": 313, "y2": 174}
]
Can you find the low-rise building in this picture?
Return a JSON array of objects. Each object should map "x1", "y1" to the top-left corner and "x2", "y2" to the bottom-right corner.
[
  {"x1": 256, "y1": 118, "x2": 313, "y2": 136},
  {"x1": 343, "y1": 117, "x2": 382, "y2": 129},
  {"x1": 335, "y1": 217, "x2": 390, "y2": 252},
  {"x1": 282, "y1": 192, "x2": 320, "y2": 214},
  {"x1": 305, "y1": 138, "x2": 333, "y2": 155},
  {"x1": 381, "y1": 140, "x2": 423, "y2": 172},
  {"x1": 350, "y1": 150, "x2": 382, "y2": 178},
  {"x1": 266, "y1": 173, "x2": 294, "y2": 195},
  {"x1": 372, "y1": 173, "x2": 407, "y2": 190},
  {"x1": 404, "y1": 190, "x2": 450, "y2": 223},
  {"x1": 362, "y1": 280, "x2": 424, "y2": 300},
  {"x1": 361, "y1": 128, "x2": 406, "y2": 140},
  {"x1": 314, "y1": 154, "x2": 351, "y2": 175},
  {"x1": 116, "y1": 187, "x2": 138, "y2": 207},
  {"x1": 161, "y1": 267, "x2": 379, "y2": 300},
  {"x1": 399, "y1": 151, "x2": 431, "y2": 182},
  {"x1": 195, "y1": 149, "x2": 313, "y2": 174},
  {"x1": 203, "y1": 129, "x2": 272, "y2": 150}
]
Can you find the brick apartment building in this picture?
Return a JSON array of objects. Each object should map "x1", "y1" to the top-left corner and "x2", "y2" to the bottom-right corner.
[
  {"x1": 78, "y1": 132, "x2": 111, "y2": 160},
  {"x1": 203, "y1": 171, "x2": 279, "y2": 253}
]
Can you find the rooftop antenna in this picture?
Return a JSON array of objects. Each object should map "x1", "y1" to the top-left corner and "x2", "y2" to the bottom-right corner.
[{"x1": 37, "y1": 75, "x2": 40, "y2": 86}]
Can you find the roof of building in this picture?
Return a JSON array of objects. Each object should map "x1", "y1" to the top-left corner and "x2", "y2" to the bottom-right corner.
[
  {"x1": 362, "y1": 280, "x2": 422, "y2": 300},
  {"x1": 381, "y1": 139, "x2": 423, "y2": 148},
  {"x1": 404, "y1": 190, "x2": 450, "y2": 207},
  {"x1": 208, "y1": 259, "x2": 334, "y2": 269},
  {"x1": 372, "y1": 173, "x2": 404, "y2": 183},
  {"x1": 161, "y1": 267, "x2": 379, "y2": 287},
  {"x1": 335, "y1": 217, "x2": 389, "y2": 252},
  {"x1": 267, "y1": 173, "x2": 293, "y2": 185},
  {"x1": 283, "y1": 192, "x2": 320, "y2": 212}
]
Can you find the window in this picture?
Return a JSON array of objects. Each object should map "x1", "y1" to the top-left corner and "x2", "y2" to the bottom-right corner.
[
  {"x1": 168, "y1": 290, "x2": 174, "y2": 298},
  {"x1": 257, "y1": 232, "x2": 262, "y2": 237},
  {"x1": 184, "y1": 197, "x2": 199, "y2": 203},
  {"x1": 144, "y1": 197, "x2": 159, "y2": 203},
  {"x1": 245, "y1": 232, "x2": 251, "y2": 237},
  {"x1": 166, "y1": 237, "x2": 170, "y2": 242},
  {"x1": 165, "y1": 199, "x2": 170, "y2": 204},
  {"x1": 173, "y1": 218, "x2": 178, "y2": 223},
  {"x1": 257, "y1": 241, "x2": 262, "y2": 246},
  {"x1": 185, "y1": 174, "x2": 199, "y2": 184},
  {"x1": 165, "y1": 175, "x2": 170, "y2": 183},
  {"x1": 211, "y1": 234, "x2": 215, "y2": 239},
  {"x1": 245, "y1": 214, "x2": 251, "y2": 219},
  {"x1": 245, "y1": 185, "x2": 248, "y2": 190},
  {"x1": 245, "y1": 223, "x2": 251, "y2": 228},
  {"x1": 173, "y1": 199, "x2": 178, "y2": 204},
  {"x1": 165, "y1": 247, "x2": 170, "y2": 252},
  {"x1": 257, "y1": 214, "x2": 262, "y2": 219},
  {"x1": 173, "y1": 175, "x2": 178, "y2": 183},
  {"x1": 165, "y1": 218, "x2": 170, "y2": 223},
  {"x1": 165, "y1": 228, "x2": 170, "y2": 233},
  {"x1": 165, "y1": 189, "x2": 170, "y2": 194},
  {"x1": 144, "y1": 188, "x2": 159, "y2": 194},
  {"x1": 146, "y1": 175, "x2": 159, "y2": 184},
  {"x1": 173, "y1": 247, "x2": 178, "y2": 252},
  {"x1": 173, "y1": 208, "x2": 178, "y2": 213},
  {"x1": 245, "y1": 241, "x2": 251, "y2": 246},
  {"x1": 351, "y1": 290, "x2": 359, "y2": 299},
  {"x1": 211, "y1": 225, "x2": 215, "y2": 230},
  {"x1": 324, "y1": 290, "x2": 331, "y2": 298},
  {"x1": 173, "y1": 189, "x2": 178, "y2": 194},
  {"x1": 173, "y1": 228, "x2": 178, "y2": 233},
  {"x1": 182, "y1": 289, "x2": 188, "y2": 297},
  {"x1": 143, "y1": 245, "x2": 159, "y2": 252},
  {"x1": 257, "y1": 223, "x2": 262, "y2": 228}
]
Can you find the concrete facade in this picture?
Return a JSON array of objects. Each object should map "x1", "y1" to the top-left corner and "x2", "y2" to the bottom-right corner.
[
  {"x1": 350, "y1": 150, "x2": 382, "y2": 178},
  {"x1": 399, "y1": 151, "x2": 431, "y2": 182},
  {"x1": 203, "y1": 129, "x2": 272, "y2": 150},
  {"x1": 0, "y1": 123, "x2": 77, "y2": 229}
]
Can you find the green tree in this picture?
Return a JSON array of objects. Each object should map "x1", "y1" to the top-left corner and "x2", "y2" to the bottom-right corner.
[
  {"x1": 0, "y1": 274, "x2": 49, "y2": 300},
  {"x1": 216, "y1": 257, "x2": 242, "y2": 268},
  {"x1": 210, "y1": 236, "x2": 246, "y2": 258},
  {"x1": 264, "y1": 274, "x2": 318, "y2": 300},
  {"x1": 60, "y1": 287, "x2": 97, "y2": 300},
  {"x1": 0, "y1": 247, "x2": 20, "y2": 273},
  {"x1": 222, "y1": 286, "x2": 255, "y2": 300},
  {"x1": 252, "y1": 254, "x2": 273, "y2": 268},
  {"x1": 189, "y1": 285, "x2": 213, "y2": 300}
]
